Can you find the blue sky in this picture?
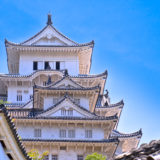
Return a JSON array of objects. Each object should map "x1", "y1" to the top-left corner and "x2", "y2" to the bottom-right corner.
[{"x1": 0, "y1": 0, "x2": 160, "y2": 144}]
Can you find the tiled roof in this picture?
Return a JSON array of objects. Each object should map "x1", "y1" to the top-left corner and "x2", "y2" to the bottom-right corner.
[
  {"x1": 110, "y1": 129, "x2": 142, "y2": 139},
  {"x1": 34, "y1": 84, "x2": 100, "y2": 91},
  {"x1": 96, "y1": 95, "x2": 124, "y2": 108},
  {"x1": 5, "y1": 39, "x2": 94, "y2": 48},
  {"x1": 46, "y1": 74, "x2": 84, "y2": 88},
  {"x1": 15, "y1": 114, "x2": 118, "y2": 121},
  {"x1": 22, "y1": 138, "x2": 119, "y2": 143},
  {"x1": 115, "y1": 139, "x2": 160, "y2": 160},
  {"x1": 0, "y1": 69, "x2": 107, "y2": 79},
  {"x1": 0, "y1": 104, "x2": 31, "y2": 160}
]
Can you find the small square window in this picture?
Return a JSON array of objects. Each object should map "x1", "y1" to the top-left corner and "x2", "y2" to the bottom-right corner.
[
  {"x1": 34, "y1": 129, "x2": 41, "y2": 138},
  {"x1": 85, "y1": 130, "x2": 92, "y2": 138},
  {"x1": 77, "y1": 155, "x2": 83, "y2": 160},
  {"x1": 68, "y1": 130, "x2": 75, "y2": 138},
  {"x1": 52, "y1": 155, "x2": 58, "y2": 160},
  {"x1": 59, "y1": 129, "x2": 66, "y2": 138}
]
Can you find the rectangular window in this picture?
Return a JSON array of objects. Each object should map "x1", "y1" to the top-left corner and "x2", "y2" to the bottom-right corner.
[
  {"x1": 74, "y1": 98, "x2": 80, "y2": 105},
  {"x1": 24, "y1": 90, "x2": 28, "y2": 94},
  {"x1": 85, "y1": 130, "x2": 92, "y2": 138},
  {"x1": 68, "y1": 109, "x2": 73, "y2": 116},
  {"x1": 43, "y1": 81, "x2": 47, "y2": 86},
  {"x1": 52, "y1": 155, "x2": 58, "y2": 160},
  {"x1": 33, "y1": 61, "x2": 38, "y2": 70},
  {"x1": 60, "y1": 146, "x2": 66, "y2": 150},
  {"x1": 17, "y1": 81, "x2": 22, "y2": 86},
  {"x1": 45, "y1": 61, "x2": 50, "y2": 70},
  {"x1": 68, "y1": 130, "x2": 75, "y2": 138},
  {"x1": 59, "y1": 129, "x2": 66, "y2": 138},
  {"x1": 77, "y1": 155, "x2": 84, "y2": 160},
  {"x1": 34, "y1": 129, "x2": 41, "y2": 138},
  {"x1": 61, "y1": 109, "x2": 66, "y2": 116},
  {"x1": 56, "y1": 61, "x2": 60, "y2": 70},
  {"x1": 17, "y1": 91, "x2": 22, "y2": 101}
]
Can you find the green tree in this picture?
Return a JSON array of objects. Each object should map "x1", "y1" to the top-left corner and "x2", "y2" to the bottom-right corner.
[
  {"x1": 0, "y1": 99, "x2": 8, "y2": 104},
  {"x1": 28, "y1": 149, "x2": 49, "y2": 160},
  {"x1": 85, "y1": 152, "x2": 106, "y2": 160}
]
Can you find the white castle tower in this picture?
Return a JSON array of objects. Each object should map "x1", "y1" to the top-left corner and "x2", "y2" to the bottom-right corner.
[{"x1": 0, "y1": 15, "x2": 142, "y2": 160}]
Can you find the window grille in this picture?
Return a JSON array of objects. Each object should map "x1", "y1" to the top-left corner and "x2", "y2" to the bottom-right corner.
[
  {"x1": 17, "y1": 91, "x2": 22, "y2": 101},
  {"x1": 52, "y1": 155, "x2": 58, "y2": 160},
  {"x1": 68, "y1": 109, "x2": 73, "y2": 116},
  {"x1": 24, "y1": 90, "x2": 28, "y2": 94},
  {"x1": 68, "y1": 130, "x2": 75, "y2": 138},
  {"x1": 43, "y1": 81, "x2": 47, "y2": 86},
  {"x1": 61, "y1": 109, "x2": 66, "y2": 116},
  {"x1": 77, "y1": 155, "x2": 83, "y2": 160},
  {"x1": 85, "y1": 130, "x2": 92, "y2": 138},
  {"x1": 17, "y1": 81, "x2": 22, "y2": 86},
  {"x1": 34, "y1": 129, "x2": 41, "y2": 138},
  {"x1": 74, "y1": 98, "x2": 80, "y2": 105},
  {"x1": 59, "y1": 129, "x2": 66, "y2": 138}
]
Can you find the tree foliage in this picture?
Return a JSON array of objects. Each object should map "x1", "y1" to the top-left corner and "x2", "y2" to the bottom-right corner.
[
  {"x1": 0, "y1": 99, "x2": 8, "y2": 104},
  {"x1": 85, "y1": 152, "x2": 106, "y2": 160},
  {"x1": 28, "y1": 149, "x2": 49, "y2": 160}
]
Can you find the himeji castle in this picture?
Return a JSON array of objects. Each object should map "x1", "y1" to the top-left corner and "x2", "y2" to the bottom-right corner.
[{"x1": 0, "y1": 15, "x2": 142, "y2": 160}]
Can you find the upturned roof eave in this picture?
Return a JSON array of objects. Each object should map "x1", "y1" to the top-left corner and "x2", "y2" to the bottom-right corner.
[{"x1": 5, "y1": 38, "x2": 94, "y2": 49}]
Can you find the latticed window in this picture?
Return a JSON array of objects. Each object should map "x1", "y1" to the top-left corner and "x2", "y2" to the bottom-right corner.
[
  {"x1": 17, "y1": 91, "x2": 22, "y2": 101},
  {"x1": 68, "y1": 130, "x2": 75, "y2": 138},
  {"x1": 52, "y1": 155, "x2": 58, "y2": 160},
  {"x1": 68, "y1": 109, "x2": 73, "y2": 116},
  {"x1": 34, "y1": 129, "x2": 41, "y2": 138},
  {"x1": 85, "y1": 129, "x2": 92, "y2": 138},
  {"x1": 74, "y1": 98, "x2": 80, "y2": 104},
  {"x1": 61, "y1": 109, "x2": 66, "y2": 116},
  {"x1": 43, "y1": 81, "x2": 47, "y2": 86},
  {"x1": 77, "y1": 155, "x2": 83, "y2": 160},
  {"x1": 59, "y1": 129, "x2": 66, "y2": 138}
]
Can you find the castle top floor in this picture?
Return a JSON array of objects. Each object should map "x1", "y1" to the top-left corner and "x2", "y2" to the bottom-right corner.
[{"x1": 5, "y1": 14, "x2": 94, "y2": 75}]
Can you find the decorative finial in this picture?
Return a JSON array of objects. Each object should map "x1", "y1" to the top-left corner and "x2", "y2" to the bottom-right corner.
[
  {"x1": 64, "y1": 69, "x2": 68, "y2": 77},
  {"x1": 47, "y1": 14, "x2": 52, "y2": 25},
  {"x1": 47, "y1": 75, "x2": 52, "y2": 85}
]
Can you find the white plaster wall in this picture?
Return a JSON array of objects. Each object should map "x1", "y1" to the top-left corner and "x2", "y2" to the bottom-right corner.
[
  {"x1": 7, "y1": 86, "x2": 32, "y2": 103},
  {"x1": 43, "y1": 96, "x2": 89, "y2": 111},
  {"x1": 44, "y1": 96, "x2": 54, "y2": 110},
  {"x1": 18, "y1": 126, "x2": 104, "y2": 140},
  {"x1": 58, "y1": 150, "x2": 77, "y2": 160},
  {"x1": 19, "y1": 54, "x2": 79, "y2": 75},
  {"x1": 0, "y1": 143, "x2": 10, "y2": 160},
  {"x1": 80, "y1": 97, "x2": 89, "y2": 110}
]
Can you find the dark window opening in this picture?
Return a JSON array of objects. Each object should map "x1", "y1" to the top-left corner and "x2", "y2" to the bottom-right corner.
[
  {"x1": 60, "y1": 146, "x2": 66, "y2": 150},
  {"x1": 56, "y1": 61, "x2": 60, "y2": 70},
  {"x1": 33, "y1": 61, "x2": 38, "y2": 70},
  {"x1": 45, "y1": 62, "x2": 51, "y2": 70}
]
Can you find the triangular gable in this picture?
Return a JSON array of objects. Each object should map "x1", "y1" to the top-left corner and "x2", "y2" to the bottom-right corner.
[
  {"x1": 47, "y1": 76, "x2": 83, "y2": 89},
  {"x1": 22, "y1": 25, "x2": 77, "y2": 46},
  {"x1": 37, "y1": 96, "x2": 95, "y2": 118},
  {"x1": 22, "y1": 100, "x2": 33, "y2": 109}
]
